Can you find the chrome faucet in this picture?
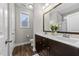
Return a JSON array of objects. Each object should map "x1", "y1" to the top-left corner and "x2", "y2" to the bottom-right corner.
[
  {"x1": 63, "y1": 33, "x2": 70, "y2": 38},
  {"x1": 44, "y1": 32, "x2": 47, "y2": 34}
]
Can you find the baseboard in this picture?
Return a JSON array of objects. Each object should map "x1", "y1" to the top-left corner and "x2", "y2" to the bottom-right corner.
[{"x1": 15, "y1": 41, "x2": 31, "y2": 47}]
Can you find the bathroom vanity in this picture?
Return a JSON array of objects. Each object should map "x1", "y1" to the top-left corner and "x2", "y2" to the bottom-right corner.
[{"x1": 35, "y1": 33, "x2": 79, "y2": 56}]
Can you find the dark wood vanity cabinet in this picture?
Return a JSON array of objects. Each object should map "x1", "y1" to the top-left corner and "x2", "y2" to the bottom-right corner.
[
  {"x1": 35, "y1": 35, "x2": 49, "y2": 56},
  {"x1": 35, "y1": 34, "x2": 79, "y2": 56},
  {"x1": 53, "y1": 41, "x2": 78, "y2": 56}
]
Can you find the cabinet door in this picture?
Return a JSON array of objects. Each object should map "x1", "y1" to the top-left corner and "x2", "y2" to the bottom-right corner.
[
  {"x1": 35, "y1": 35, "x2": 49, "y2": 56},
  {"x1": 35, "y1": 35, "x2": 42, "y2": 52},
  {"x1": 54, "y1": 41, "x2": 78, "y2": 56},
  {"x1": 41, "y1": 38, "x2": 49, "y2": 56},
  {"x1": 48, "y1": 39, "x2": 55, "y2": 56}
]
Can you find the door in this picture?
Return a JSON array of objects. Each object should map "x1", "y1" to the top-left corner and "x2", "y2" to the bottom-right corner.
[
  {"x1": 0, "y1": 3, "x2": 9, "y2": 56},
  {"x1": 0, "y1": 3, "x2": 15, "y2": 56},
  {"x1": 8, "y1": 3, "x2": 15, "y2": 56}
]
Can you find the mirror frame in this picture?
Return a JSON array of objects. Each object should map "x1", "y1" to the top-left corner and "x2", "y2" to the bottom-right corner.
[{"x1": 43, "y1": 3, "x2": 79, "y2": 34}]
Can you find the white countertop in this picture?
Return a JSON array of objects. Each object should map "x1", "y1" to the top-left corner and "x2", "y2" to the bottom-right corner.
[{"x1": 35, "y1": 33, "x2": 79, "y2": 48}]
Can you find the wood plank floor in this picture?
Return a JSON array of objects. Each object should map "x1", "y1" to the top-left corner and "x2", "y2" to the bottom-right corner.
[{"x1": 12, "y1": 44, "x2": 33, "y2": 56}]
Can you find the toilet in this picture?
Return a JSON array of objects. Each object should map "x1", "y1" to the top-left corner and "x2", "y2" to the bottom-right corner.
[
  {"x1": 30, "y1": 39, "x2": 35, "y2": 51},
  {"x1": 30, "y1": 39, "x2": 39, "y2": 56}
]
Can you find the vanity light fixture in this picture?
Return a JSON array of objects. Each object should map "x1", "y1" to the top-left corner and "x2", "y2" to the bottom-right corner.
[{"x1": 45, "y1": 3, "x2": 49, "y2": 6}]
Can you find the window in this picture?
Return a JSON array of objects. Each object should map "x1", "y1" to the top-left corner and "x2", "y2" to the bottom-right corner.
[{"x1": 20, "y1": 12, "x2": 29, "y2": 28}]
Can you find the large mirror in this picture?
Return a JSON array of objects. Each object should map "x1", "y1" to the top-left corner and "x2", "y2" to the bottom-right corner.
[{"x1": 43, "y1": 3, "x2": 79, "y2": 34}]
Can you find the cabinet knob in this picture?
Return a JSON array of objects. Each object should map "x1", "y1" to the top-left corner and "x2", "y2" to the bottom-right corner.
[{"x1": 43, "y1": 39, "x2": 45, "y2": 40}]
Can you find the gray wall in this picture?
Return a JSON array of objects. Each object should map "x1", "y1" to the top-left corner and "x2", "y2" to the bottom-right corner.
[{"x1": 15, "y1": 4, "x2": 33, "y2": 44}]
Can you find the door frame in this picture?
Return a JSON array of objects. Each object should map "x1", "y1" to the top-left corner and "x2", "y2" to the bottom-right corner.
[{"x1": 8, "y1": 3, "x2": 16, "y2": 56}]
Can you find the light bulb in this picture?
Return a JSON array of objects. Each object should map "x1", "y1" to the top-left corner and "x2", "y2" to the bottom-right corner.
[
  {"x1": 45, "y1": 3, "x2": 49, "y2": 6},
  {"x1": 29, "y1": 4, "x2": 33, "y2": 9}
]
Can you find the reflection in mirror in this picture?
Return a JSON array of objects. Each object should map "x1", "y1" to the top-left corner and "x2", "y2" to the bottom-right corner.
[
  {"x1": 44, "y1": 10, "x2": 59, "y2": 31},
  {"x1": 43, "y1": 3, "x2": 62, "y2": 32},
  {"x1": 43, "y1": 3, "x2": 79, "y2": 34},
  {"x1": 62, "y1": 11, "x2": 79, "y2": 32}
]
